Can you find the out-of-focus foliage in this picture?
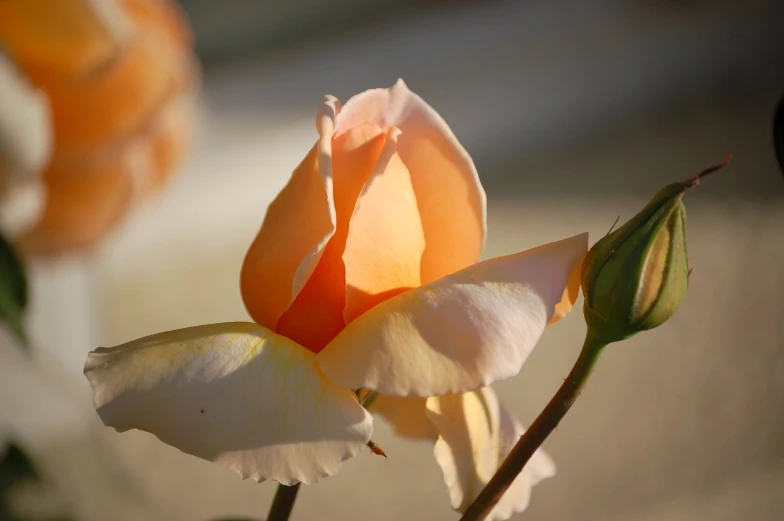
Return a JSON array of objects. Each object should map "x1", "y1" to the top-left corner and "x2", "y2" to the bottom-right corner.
[{"x1": 0, "y1": 232, "x2": 28, "y2": 347}]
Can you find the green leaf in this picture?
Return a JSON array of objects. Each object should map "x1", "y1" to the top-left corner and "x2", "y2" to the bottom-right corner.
[{"x1": 0, "y1": 233, "x2": 28, "y2": 348}]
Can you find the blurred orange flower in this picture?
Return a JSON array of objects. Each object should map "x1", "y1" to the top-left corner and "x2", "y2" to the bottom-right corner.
[{"x1": 0, "y1": 0, "x2": 197, "y2": 255}]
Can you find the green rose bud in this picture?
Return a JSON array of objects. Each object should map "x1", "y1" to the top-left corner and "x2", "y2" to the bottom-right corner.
[{"x1": 581, "y1": 156, "x2": 731, "y2": 344}]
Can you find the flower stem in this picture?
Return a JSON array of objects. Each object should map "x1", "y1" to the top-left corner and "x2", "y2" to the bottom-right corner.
[
  {"x1": 459, "y1": 331, "x2": 607, "y2": 521},
  {"x1": 267, "y1": 483, "x2": 301, "y2": 521}
]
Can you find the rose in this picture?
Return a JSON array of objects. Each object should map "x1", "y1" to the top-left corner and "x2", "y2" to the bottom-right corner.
[
  {"x1": 85, "y1": 80, "x2": 587, "y2": 520},
  {"x1": 0, "y1": 0, "x2": 196, "y2": 255}
]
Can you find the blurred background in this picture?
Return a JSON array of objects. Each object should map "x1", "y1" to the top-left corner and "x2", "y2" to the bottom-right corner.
[{"x1": 2, "y1": 0, "x2": 784, "y2": 519}]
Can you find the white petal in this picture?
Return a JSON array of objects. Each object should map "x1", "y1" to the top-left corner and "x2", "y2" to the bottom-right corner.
[
  {"x1": 426, "y1": 388, "x2": 555, "y2": 521},
  {"x1": 84, "y1": 322, "x2": 373, "y2": 485},
  {"x1": 318, "y1": 233, "x2": 588, "y2": 397},
  {"x1": 370, "y1": 395, "x2": 438, "y2": 442},
  {"x1": 0, "y1": 53, "x2": 51, "y2": 180}
]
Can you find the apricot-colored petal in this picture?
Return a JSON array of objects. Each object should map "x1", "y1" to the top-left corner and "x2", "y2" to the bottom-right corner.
[
  {"x1": 335, "y1": 79, "x2": 486, "y2": 283},
  {"x1": 19, "y1": 150, "x2": 134, "y2": 255},
  {"x1": 318, "y1": 233, "x2": 588, "y2": 396},
  {"x1": 0, "y1": 0, "x2": 130, "y2": 76},
  {"x1": 370, "y1": 395, "x2": 438, "y2": 442},
  {"x1": 84, "y1": 322, "x2": 373, "y2": 485},
  {"x1": 343, "y1": 128, "x2": 425, "y2": 323},
  {"x1": 549, "y1": 254, "x2": 585, "y2": 326},
  {"x1": 426, "y1": 388, "x2": 555, "y2": 521},
  {"x1": 241, "y1": 99, "x2": 340, "y2": 330},
  {"x1": 22, "y1": 29, "x2": 177, "y2": 151},
  {"x1": 275, "y1": 122, "x2": 386, "y2": 352}
]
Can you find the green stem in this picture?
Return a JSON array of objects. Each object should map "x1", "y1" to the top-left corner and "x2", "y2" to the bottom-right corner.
[
  {"x1": 267, "y1": 483, "x2": 301, "y2": 521},
  {"x1": 459, "y1": 332, "x2": 607, "y2": 521}
]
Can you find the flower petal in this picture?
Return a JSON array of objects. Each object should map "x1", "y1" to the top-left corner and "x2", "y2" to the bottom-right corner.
[
  {"x1": 240, "y1": 98, "x2": 340, "y2": 330},
  {"x1": 318, "y1": 233, "x2": 588, "y2": 396},
  {"x1": 21, "y1": 23, "x2": 183, "y2": 152},
  {"x1": 343, "y1": 128, "x2": 425, "y2": 323},
  {"x1": 335, "y1": 79, "x2": 486, "y2": 283},
  {"x1": 0, "y1": 0, "x2": 131, "y2": 76},
  {"x1": 549, "y1": 256, "x2": 584, "y2": 326},
  {"x1": 275, "y1": 122, "x2": 386, "y2": 352},
  {"x1": 426, "y1": 388, "x2": 555, "y2": 521},
  {"x1": 84, "y1": 322, "x2": 373, "y2": 485},
  {"x1": 370, "y1": 395, "x2": 438, "y2": 442}
]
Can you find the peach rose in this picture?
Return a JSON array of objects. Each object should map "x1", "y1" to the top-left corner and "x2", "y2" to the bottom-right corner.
[
  {"x1": 84, "y1": 81, "x2": 587, "y2": 521},
  {"x1": 0, "y1": 0, "x2": 197, "y2": 255}
]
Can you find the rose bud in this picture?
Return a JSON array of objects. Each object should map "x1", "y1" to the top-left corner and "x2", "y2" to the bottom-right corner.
[{"x1": 581, "y1": 156, "x2": 731, "y2": 344}]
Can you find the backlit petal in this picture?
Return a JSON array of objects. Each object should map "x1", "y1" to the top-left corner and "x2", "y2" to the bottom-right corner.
[
  {"x1": 318, "y1": 233, "x2": 588, "y2": 396},
  {"x1": 370, "y1": 395, "x2": 437, "y2": 442},
  {"x1": 241, "y1": 98, "x2": 340, "y2": 330},
  {"x1": 275, "y1": 122, "x2": 386, "y2": 352},
  {"x1": 426, "y1": 388, "x2": 555, "y2": 521},
  {"x1": 343, "y1": 128, "x2": 425, "y2": 323},
  {"x1": 549, "y1": 256, "x2": 584, "y2": 326},
  {"x1": 84, "y1": 322, "x2": 373, "y2": 485},
  {"x1": 335, "y1": 79, "x2": 486, "y2": 283}
]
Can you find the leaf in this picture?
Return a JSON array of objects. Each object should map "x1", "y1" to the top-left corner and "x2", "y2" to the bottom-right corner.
[
  {"x1": 0, "y1": 232, "x2": 28, "y2": 348},
  {"x1": 0, "y1": 443, "x2": 41, "y2": 496}
]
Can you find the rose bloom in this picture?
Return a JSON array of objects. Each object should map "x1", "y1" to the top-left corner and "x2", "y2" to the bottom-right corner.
[
  {"x1": 85, "y1": 80, "x2": 587, "y2": 521},
  {"x1": 0, "y1": 0, "x2": 196, "y2": 254}
]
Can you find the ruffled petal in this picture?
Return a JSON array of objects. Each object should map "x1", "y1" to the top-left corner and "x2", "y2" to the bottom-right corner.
[
  {"x1": 426, "y1": 388, "x2": 555, "y2": 521},
  {"x1": 343, "y1": 127, "x2": 425, "y2": 323},
  {"x1": 84, "y1": 322, "x2": 373, "y2": 485},
  {"x1": 370, "y1": 395, "x2": 438, "y2": 442},
  {"x1": 335, "y1": 79, "x2": 486, "y2": 283},
  {"x1": 318, "y1": 233, "x2": 588, "y2": 396},
  {"x1": 241, "y1": 97, "x2": 340, "y2": 330}
]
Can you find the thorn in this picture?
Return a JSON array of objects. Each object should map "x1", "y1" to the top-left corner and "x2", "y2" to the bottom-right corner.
[
  {"x1": 605, "y1": 215, "x2": 621, "y2": 237},
  {"x1": 367, "y1": 441, "x2": 387, "y2": 458},
  {"x1": 687, "y1": 268, "x2": 693, "y2": 280}
]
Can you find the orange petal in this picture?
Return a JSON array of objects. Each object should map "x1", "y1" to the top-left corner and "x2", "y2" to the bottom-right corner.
[
  {"x1": 549, "y1": 254, "x2": 584, "y2": 326},
  {"x1": 343, "y1": 128, "x2": 425, "y2": 323},
  {"x1": 21, "y1": 23, "x2": 182, "y2": 152},
  {"x1": 241, "y1": 97, "x2": 341, "y2": 331},
  {"x1": 0, "y1": 0, "x2": 130, "y2": 76},
  {"x1": 318, "y1": 233, "x2": 588, "y2": 397},
  {"x1": 19, "y1": 152, "x2": 134, "y2": 255},
  {"x1": 276, "y1": 123, "x2": 386, "y2": 352},
  {"x1": 335, "y1": 79, "x2": 486, "y2": 283}
]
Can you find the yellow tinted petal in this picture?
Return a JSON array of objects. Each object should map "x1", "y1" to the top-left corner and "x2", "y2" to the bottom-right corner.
[
  {"x1": 370, "y1": 395, "x2": 437, "y2": 441},
  {"x1": 318, "y1": 233, "x2": 588, "y2": 396},
  {"x1": 84, "y1": 322, "x2": 373, "y2": 485},
  {"x1": 426, "y1": 388, "x2": 555, "y2": 521},
  {"x1": 335, "y1": 79, "x2": 486, "y2": 283}
]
